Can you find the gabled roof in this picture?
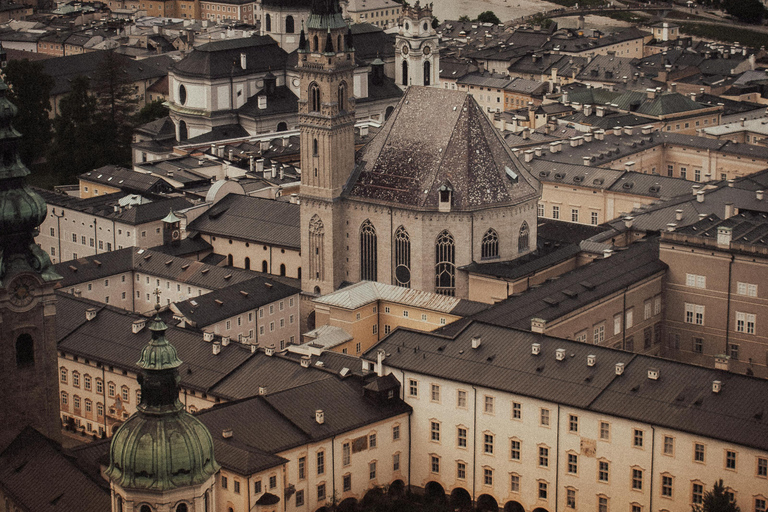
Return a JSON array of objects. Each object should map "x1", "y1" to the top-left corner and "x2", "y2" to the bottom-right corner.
[
  {"x1": 171, "y1": 36, "x2": 288, "y2": 80},
  {"x1": 79, "y1": 165, "x2": 174, "y2": 195},
  {"x1": 346, "y1": 86, "x2": 539, "y2": 210}
]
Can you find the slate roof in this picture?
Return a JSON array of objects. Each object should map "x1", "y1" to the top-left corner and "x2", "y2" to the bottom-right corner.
[
  {"x1": 187, "y1": 193, "x2": 300, "y2": 249},
  {"x1": 80, "y1": 165, "x2": 174, "y2": 195},
  {"x1": 0, "y1": 427, "x2": 109, "y2": 512},
  {"x1": 239, "y1": 85, "x2": 298, "y2": 118},
  {"x1": 470, "y1": 239, "x2": 667, "y2": 330},
  {"x1": 197, "y1": 377, "x2": 411, "y2": 472},
  {"x1": 663, "y1": 212, "x2": 768, "y2": 253},
  {"x1": 365, "y1": 319, "x2": 768, "y2": 451},
  {"x1": 173, "y1": 276, "x2": 300, "y2": 328},
  {"x1": 462, "y1": 242, "x2": 581, "y2": 280},
  {"x1": 346, "y1": 86, "x2": 540, "y2": 210},
  {"x1": 349, "y1": 23, "x2": 396, "y2": 61},
  {"x1": 171, "y1": 36, "x2": 288, "y2": 79}
]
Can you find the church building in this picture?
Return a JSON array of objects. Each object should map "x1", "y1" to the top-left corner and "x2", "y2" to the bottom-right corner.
[{"x1": 298, "y1": 0, "x2": 540, "y2": 299}]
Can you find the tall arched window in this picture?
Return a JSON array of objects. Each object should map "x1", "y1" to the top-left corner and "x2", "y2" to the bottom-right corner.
[
  {"x1": 203, "y1": 491, "x2": 209, "y2": 512},
  {"x1": 337, "y1": 34, "x2": 342, "y2": 52},
  {"x1": 285, "y1": 15, "x2": 294, "y2": 33},
  {"x1": 309, "y1": 215, "x2": 325, "y2": 281},
  {"x1": 276, "y1": 121, "x2": 287, "y2": 132},
  {"x1": 481, "y1": 229, "x2": 499, "y2": 259},
  {"x1": 116, "y1": 495, "x2": 123, "y2": 512},
  {"x1": 360, "y1": 220, "x2": 377, "y2": 281},
  {"x1": 227, "y1": 254, "x2": 233, "y2": 266},
  {"x1": 312, "y1": 138, "x2": 319, "y2": 156},
  {"x1": 262, "y1": 260, "x2": 268, "y2": 273},
  {"x1": 518, "y1": 221, "x2": 530, "y2": 253},
  {"x1": 402, "y1": 60, "x2": 408, "y2": 86},
  {"x1": 244, "y1": 257, "x2": 250, "y2": 270},
  {"x1": 435, "y1": 230, "x2": 456, "y2": 296},
  {"x1": 178, "y1": 120, "x2": 187, "y2": 142},
  {"x1": 338, "y1": 81, "x2": 346, "y2": 112},
  {"x1": 16, "y1": 333, "x2": 34, "y2": 367},
  {"x1": 309, "y1": 82, "x2": 320, "y2": 112},
  {"x1": 176, "y1": 504, "x2": 188, "y2": 512},
  {"x1": 280, "y1": 264, "x2": 286, "y2": 276},
  {"x1": 423, "y1": 60, "x2": 431, "y2": 86},
  {"x1": 394, "y1": 226, "x2": 411, "y2": 288},
  {"x1": 264, "y1": 13, "x2": 271, "y2": 32},
  {"x1": 140, "y1": 505, "x2": 152, "y2": 512},
  {"x1": 312, "y1": 35, "x2": 318, "y2": 52}
]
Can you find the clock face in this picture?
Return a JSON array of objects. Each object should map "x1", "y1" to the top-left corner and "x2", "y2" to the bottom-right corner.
[
  {"x1": 402, "y1": 44, "x2": 409, "y2": 56},
  {"x1": 171, "y1": 230, "x2": 180, "y2": 240},
  {"x1": 423, "y1": 46, "x2": 431, "y2": 55},
  {"x1": 9, "y1": 275, "x2": 37, "y2": 309}
]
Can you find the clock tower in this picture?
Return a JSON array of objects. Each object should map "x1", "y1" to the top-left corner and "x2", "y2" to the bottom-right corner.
[
  {"x1": 395, "y1": 1, "x2": 439, "y2": 89},
  {"x1": 0, "y1": 77, "x2": 62, "y2": 449}
]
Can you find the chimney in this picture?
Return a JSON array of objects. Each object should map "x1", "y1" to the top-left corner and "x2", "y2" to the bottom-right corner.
[
  {"x1": 203, "y1": 332, "x2": 214, "y2": 342},
  {"x1": 471, "y1": 336, "x2": 482, "y2": 349},
  {"x1": 258, "y1": 96, "x2": 267, "y2": 109},
  {"x1": 360, "y1": 125, "x2": 369, "y2": 137},
  {"x1": 727, "y1": 179, "x2": 735, "y2": 188},
  {"x1": 740, "y1": 117, "x2": 746, "y2": 127},
  {"x1": 670, "y1": 83, "x2": 677, "y2": 92},
  {"x1": 524, "y1": 150, "x2": 534, "y2": 162},
  {"x1": 717, "y1": 226, "x2": 732, "y2": 247},
  {"x1": 531, "y1": 318, "x2": 546, "y2": 334},
  {"x1": 240, "y1": 52, "x2": 246, "y2": 69},
  {"x1": 315, "y1": 409, "x2": 325, "y2": 424},
  {"x1": 724, "y1": 203, "x2": 734, "y2": 219},
  {"x1": 86, "y1": 308, "x2": 98, "y2": 321},
  {"x1": 712, "y1": 380, "x2": 722, "y2": 393},
  {"x1": 570, "y1": 137, "x2": 580, "y2": 147},
  {"x1": 692, "y1": 184, "x2": 701, "y2": 196},
  {"x1": 251, "y1": 344, "x2": 257, "y2": 353},
  {"x1": 646, "y1": 88, "x2": 657, "y2": 100},
  {"x1": 301, "y1": 355, "x2": 311, "y2": 368},
  {"x1": 675, "y1": 209, "x2": 683, "y2": 221},
  {"x1": 290, "y1": 193, "x2": 300, "y2": 204},
  {"x1": 549, "y1": 141, "x2": 562, "y2": 153},
  {"x1": 624, "y1": 126, "x2": 633, "y2": 136},
  {"x1": 641, "y1": 125, "x2": 653, "y2": 135},
  {"x1": 213, "y1": 341, "x2": 221, "y2": 355},
  {"x1": 583, "y1": 156, "x2": 592, "y2": 166},
  {"x1": 584, "y1": 132, "x2": 593, "y2": 143},
  {"x1": 584, "y1": 104, "x2": 593, "y2": 116},
  {"x1": 555, "y1": 348, "x2": 566, "y2": 361},
  {"x1": 623, "y1": 216, "x2": 634, "y2": 228},
  {"x1": 596, "y1": 106, "x2": 605, "y2": 117},
  {"x1": 587, "y1": 354, "x2": 596, "y2": 367},
  {"x1": 714, "y1": 355, "x2": 730, "y2": 371},
  {"x1": 595, "y1": 130, "x2": 605, "y2": 140},
  {"x1": 521, "y1": 128, "x2": 530, "y2": 140},
  {"x1": 696, "y1": 191, "x2": 705, "y2": 203},
  {"x1": 667, "y1": 223, "x2": 677, "y2": 232},
  {"x1": 376, "y1": 349, "x2": 385, "y2": 377},
  {"x1": 625, "y1": 161, "x2": 635, "y2": 172},
  {"x1": 531, "y1": 342, "x2": 541, "y2": 355},
  {"x1": 132, "y1": 319, "x2": 146, "y2": 333},
  {"x1": 647, "y1": 368, "x2": 659, "y2": 380},
  {"x1": 222, "y1": 429, "x2": 233, "y2": 438},
  {"x1": 613, "y1": 126, "x2": 622, "y2": 136},
  {"x1": 603, "y1": 248, "x2": 613, "y2": 258},
  {"x1": 265, "y1": 344, "x2": 275, "y2": 356},
  {"x1": 757, "y1": 190, "x2": 764, "y2": 201},
  {"x1": 259, "y1": 386, "x2": 267, "y2": 395},
  {"x1": 534, "y1": 147, "x2": 543, "y2": 157},
  {"x1": 221, "y1": 336, "x2": 230, "y2": 347},
  {"x1": 615, "y1": 362, "x2": 625, "y2": 375}
]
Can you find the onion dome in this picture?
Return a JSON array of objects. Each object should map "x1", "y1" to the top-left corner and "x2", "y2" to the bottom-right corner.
[
  {"x1": 308, "y1": 0, "x2": 347, "y2": 30},
  {"x1": 106, "y1": 305, "x2": 219, "y2": 491},
  {"x1": 0, "y1": 76, "x2": 58, "y2": 285}
]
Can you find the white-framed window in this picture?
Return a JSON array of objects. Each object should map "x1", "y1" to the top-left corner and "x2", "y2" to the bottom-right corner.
[
  {"x1": 540, "y1": 408, "x2": 550, "y2": 426},
  {"x1": 591, "y1": 211, "x2": 599, "y2": 225},
  {"x1": 737, "y1": 282, "x2": 758, "y2": 297},
  {"x1": 736, "y1": 312, "x2": 756, "y2": 334},
  {"x1": 626, "y1": 308, "x2": 633, "y2": 329},
  {"x1": 614, "y1": 314, "x2": 622, "y2": 335},
  {"x1": 685, "y1": 303, "x2": 705, "y2": 325},
  {"x1": 594, "y1": 323, "x2": 605, "y2": 344},
  {"x1": 686, "y1": 274, "x2": 706, "y2": 288},
  {"x1": 510, "y1": 439, "x2": 521, "y2": 460},
  {"x1": 552, "y1": 205, "x2": 560, "y2": 219},
  {"x1": 431, "y1": 384, "x2": 440, "y2": 402},
  {"x1": 457, "y1": 389, "x2": 467, "y2": 408}
]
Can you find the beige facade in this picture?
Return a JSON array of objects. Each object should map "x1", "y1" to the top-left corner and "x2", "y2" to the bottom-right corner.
[
  {"x1": 200, "y1": 234, "x2": 301, "y2": 279},
  {"x1": 344, "y1": 0, "x2": 401, "y2": 28}
]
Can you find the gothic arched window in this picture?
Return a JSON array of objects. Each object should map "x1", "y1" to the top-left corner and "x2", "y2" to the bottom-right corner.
[
  {"x1": 360, "y1": 220, "x2": 377, "y2": 281},
  {"x1": 312, "y1": 35, "x2": 319, "y2": 52},
  {"x1": 435, "y1": 230, "x2": 456, "y2": 296},
  {"x1": 423, "y1": 60, "x2": 431, "y2": 86},
  {"x1": 309, "y1": 215, "x2": 325, "y2": 281},
  {"x1": 178, "y1": 120, "x2": 187, "y2": 142},
  {"x1": 337, "y1": 34, "x2": 342, "y2": 52},
  {"x1": 264, "y1": 13, "x2": 271, "y2": 32},
  {"x1": 244, "y1": 257, "x2": 250, "y2": 270},
  {"x1": 309, "y1": 82, "x2": 320, "y2": 112},
  {"x1": 394, "y1": 226, "x2": 411, "y2": 288},
  {"x1": 312, "y1": 138, "x2": 319, "y2": 156},
  {"x1": 280, "y1": 263, "x2": 286, "y2": 276},
  {"x1": 519, "y1": 221, "x2": 530, "y2": 252},
  {"x1": 402, "y1": 60, "x2": 408, "y2": 86},
  {"x1": 16, "y1": 333, "x2": 33, "y2": 367},
  {"x1": 338, "y1": 81, "x2": 346, "y2": 112},
  {"x1": 481, "y1": 229, "x2": 499, "y2": 259},
  {"x1": 262, "y1": 260, "x2": 268, "y2": 273},
  {"x1": 176, "y1": 504, "x2": 188, "y2": 512},
  {"x1": 285, "y1": 15, "x2": 294, "y2": 33}
]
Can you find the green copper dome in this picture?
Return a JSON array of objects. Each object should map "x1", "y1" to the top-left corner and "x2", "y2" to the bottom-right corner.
[{"x1": 106, "y1": 307, "x2": 219, "y2": 491}]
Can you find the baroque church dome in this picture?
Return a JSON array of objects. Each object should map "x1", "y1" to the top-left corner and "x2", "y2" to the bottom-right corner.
[{"x1": 106, "y1": 307, "x2": 219, "y2": 491}]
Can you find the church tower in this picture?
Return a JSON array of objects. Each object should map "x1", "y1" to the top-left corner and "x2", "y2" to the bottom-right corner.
[
  {"x1": 0, "y1": 74, "x2": 62, "y2": 449},
  {"x1": 395, "y1": 1, "x2": 439, "y2": 89},
  {"x1": 298, "y1": 0, "x2": 356, "y2": 295},
  {"x1": 106, "y1": 303, "x2": 219, "y2": 511}
]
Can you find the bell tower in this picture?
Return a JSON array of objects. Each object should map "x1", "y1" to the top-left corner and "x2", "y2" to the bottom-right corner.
[
  {"x1": 395, "y1": 1, "x2": 439, "y2": 89},
  {"x1": 298, "y1": 0, "x2": 355, "y2": 295},
  {"x1": 0, "y1": 74, "x2": 62, "y2": 449}
]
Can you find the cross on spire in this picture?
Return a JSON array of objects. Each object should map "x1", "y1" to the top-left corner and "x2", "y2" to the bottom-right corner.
[{"x1": 153, "y1": 288, "x2": 162, "y2": 305}]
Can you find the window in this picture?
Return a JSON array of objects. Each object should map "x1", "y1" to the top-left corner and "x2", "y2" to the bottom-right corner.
[
  {"x1": 539, "y1": 481, "x2": 548, "y2": 500},
  {"x1": 481, "y1": 229, "x2": 499, "y2": 259},
  {"x1": 726, "y1": 450, "x2": 737, "y2": 470},
  {"x1": 571, "y1": 209, "x2": 579, "y2": 222},
  {"x1": 598, "y1": 460, "x2": 610, "y2": 482},
  {"x1": 431, "y1": 456, "x2": 440, "y2": 473},
  {"x1": 343, "y1": 474, "x2": 351, "y2": 492},
  {"x1": 60, "y1": 367, "x2": 67, "y2": 383},
  {"x1": 457, "y1": 462, "x2": 466, "y2": 479},
  {"x1": 484, "y1": 434, "x2": 494, "y2": 454},
  {"x1": 458, "y1": 427, "x2": 467, "y2": 448},
  {"x1": 599, "y1": 495, "x2": 609, "y2": 512},
  {"x1": 569, "y1": 414, "x2": 579, "y2": 433},
  {"x1": 430, "y1": 421, "x2": 440, "y2": 441},
  {"x1": 567, "y1": 453, "x2": 578, "y2": 474},
  {"x1": 567, "y1": 488, "x2": 576, "y2": 508},
  {"x1": 632, "y1": 468, "x2": 643, "y2": 490},
  {"x1": 539, "y1": 446, "x2": 549, "y2": 467},
  {"x1": 694, "y1": 443, "x2": 705, "y2": 462},
  {"x1": 540, "y1": 408, "x2": 550, "y2": 426},
  {"x1": 393, "y1": 453, "x2": 400, "y2": 471},
  {"x1": 693, "y1": 337, "x2": 703, "y2": 353},
  {"x1": 736, "y1": 312, "x2": 756, "y2": 334},
  {"x1": 663, "y1": 436, "x2": 674, "y2": 455},
  {"x1": 221, "y1": 475, "x2": 228, "y2": 489},
  {"x1": 692, "y1": 482, "x2": 704, "y2": 504},
  {"x1": 758, "y1": 457, "x2": 767, "y2": 477},
  {"x1": 72, "y1": 371, "x2": 80, "y2": 387},
  {"x1": 431, "y1": 384, "x2": 440, "y2": 402},
  {"x1": 369, "y1": 433, "x2": 377, "y2": 448},
  {"x1": 309, "y1": 215, "x2": 324, "y2": 281},
  {"x1": 121, "y1": 386, "x2": 129, "y2": 403},
  {"x1": 394, "y1": 226, "x2": 411, "y2": 288},
  {"x1": 737, "y1": 282, "x2": 758, "y2": 297},
  {"x1": 511, "y1": 474, "x2": 520, "y2": 492},
  {"x1": 234, "y1": 480, "x2": 241, "y2": 494},
  {"x1": 317, "y1": 483, "x2": 325, "y2": 501},
  {"x1": 369, "y1": 461, "x2": 376, "y2": 480},
  {"x1": 360, "y1": 220, "x2": 377, "y2": 281},
  {"x1": 686, "y1": 274, "x2": 706, "y2": 289},
  {"x1": 435, "y1": 230, "x2": 456, "y2": 296},
  {"x1": 591, "y1": 211, "x2": 599, "y2": 225},
  {"x1": 342, "y1": 443, "x2": 350, "y2": 466},
  {"x1": 552, "y1": 205, "x2": 560, "y2": 219},
  {"x1": 484, "y1": 468, "x2": 493, "y2": 485},
  {"x1": 457, "y1": 390, "x2": 467, "y2": 408},
  {"x1": 409, "y1": 379, "x2": 418, "y2": 397},
  {"x1": 393, "y1": 425, "x2": 400, "y2": 441},
  {"x1": 685, "y1": 303, "x2": 705, "y2": 325},
  {"x1": 633, "y1": 429, "x2": 644, "y2": 448},
  {"x1": 538, "y1": 203, "x2": 545, "y2": 217},
  {"x1": 661, "y1": 475, "x2": 673, "y2": 497},
  {"x1": 755, "y1": 498, "x2": 766, "y2": 512},
  {"x1": 594, "y1": 323, "x2": 605, "y2": 344},
  {"x1": 484, "y1": 396, "x2": 494, "y2": 414},
  {"x1": 269, "y1": 475, "x2": 276, "y2": 489},
  {"x1": 298, "y1": 456, "x2": 306, "y2": 479},
  {"x1": 600, "y1": 421, "x2": 610, "y2": 441}
]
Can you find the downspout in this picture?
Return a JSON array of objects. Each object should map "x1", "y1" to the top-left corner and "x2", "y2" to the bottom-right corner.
[
  {"x1": 622, "y1": 286, "x2": 628, "y2": 350},
  {"x1": 113, "y1": 219, "x2": 116, "y2": 252},
  {"x1": 725, "y1": 254, "x2": 734, "y2": 355},
  {"x1": 331, "y1": 435, "x2": 337, "y2": 506},
  {"x1": 472, "y1": 386, "x2": 477, "y2": 505},
  {"x1": 470, "y1": 214, "x2": 475, "y2": 263},
  {"x1": 101, "y1": 365, "x2": 107, "y2": 435},
  {"x1": 555, "y1": 404, "x2": 560, "y2": 512},
  {"x1": 389, "y1": 206, "x2": 393, "y2": 285},
  {"x1": 402, "y1": 369, "x2": 411, "y2": 493},
  {"x1": 650, "y1": 426, "x2": 655, "y2": 512}
]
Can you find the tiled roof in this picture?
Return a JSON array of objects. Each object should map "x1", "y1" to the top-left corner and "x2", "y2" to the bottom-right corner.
[
  {"x1": 346, "y1": 86, "x2": 539, "y2": 210},
  {"x1": 303, "y1": 324, "x2": 354, "y2": 348},
  {"x1": 187, "y1": 193, "x2": 300, "y2": 249},
  {"x1": 462, "y1": 242, "x2": 581, "y2": 280},
  {"x1": 79, "y1": 165, "x2": 174, "y2": 195},
  {"x1": 171, "y1": 36, "x2": 288, "y2": 79}
]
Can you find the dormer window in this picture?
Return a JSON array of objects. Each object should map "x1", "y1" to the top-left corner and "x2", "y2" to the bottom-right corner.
[{"x1": 438, "y1": 184, "x2": 452, "y2": 212}]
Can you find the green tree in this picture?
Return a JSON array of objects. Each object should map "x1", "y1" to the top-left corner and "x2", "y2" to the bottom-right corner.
[
  {"x1": 3, "y1": 59, "x2": 53, "y2": 166},
  {"x1": 133, "y1": 99, "x2": 169, "y2": 126},
  {"x1": 92, "y1": 50, "x2": 138, "y2": 167},
  {"x1": 722, "y1": 0, "x2": 766, "y2": 22},
  {"x1": 476, "y1": 10, "x2": 501, "y2": 24},
  {"x1": 458, "y1": 14, "x2": 471, "y2": 22},
  {"x1": 692, "y1": 480, "x2": 740, "y2": 512}
]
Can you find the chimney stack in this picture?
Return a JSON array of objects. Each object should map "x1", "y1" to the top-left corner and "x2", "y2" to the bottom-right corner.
[
  {"x1": 587, "y1": 354, "x2": 596, "y2": 367},
  {"x1": 213, "y1": 341, "x2": 221, "y2": 355},
  {"x1": 316, "y1": 409, "x2": 325, "y2": 424}
]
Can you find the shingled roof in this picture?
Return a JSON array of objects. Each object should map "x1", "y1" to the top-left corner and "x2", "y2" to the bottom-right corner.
[
  {"x1": 346, "y1": 86, "x2": 539, "y2": 210},
  {"x1": 171, "y1": 36, "x2": 288, "y2": 80}
]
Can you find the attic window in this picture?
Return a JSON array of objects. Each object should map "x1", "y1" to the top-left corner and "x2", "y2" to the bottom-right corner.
[
  {"x1": 201, "y1": 269, "x2": 209, "y2": 274},
  {"x1": 224, "y1": 274, "x2": 233, "y2": 280},
  {"x1": 165, "y1": 260, "x2": 173, "y2": 266},
  {"x1": 438, "y1": 183, "x2": 453, "y2": 212},
  {"x1": 505, "y1": 166, "x2": 518, "y2": 183},
  {"x1": 240, "y1": 291, "x2": 249, "y2": 297},
  {"x1": 181, "y1": 263, "x2": 190, "y2": 270},
  {"x1": 215, "y1": 299, "x2": 223, "y2": 306}
]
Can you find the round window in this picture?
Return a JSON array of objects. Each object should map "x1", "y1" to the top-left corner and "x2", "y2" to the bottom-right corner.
[
  {"x1": 178, "y1": 84, "x2": 187, "y2": 105},
  {"x1": 423, "y1": 22, "x2": 428, "y2": 31},
  {"x1": 404, "y1": 22, "x2": 409, "y2": 30}
]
